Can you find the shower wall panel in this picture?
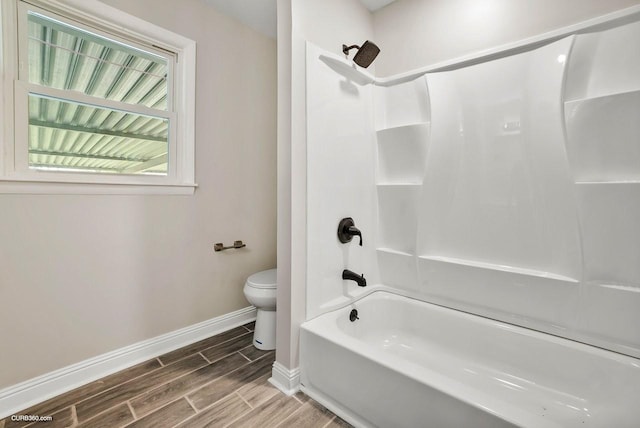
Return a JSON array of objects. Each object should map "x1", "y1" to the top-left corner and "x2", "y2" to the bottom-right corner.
[
  {"x1": 413, "y1": 36, "x2": 583, "y2": 336},
  {"x1": 564, "y1": 20, "x2": 640, "y2": 356},
  {"x1": 304, "y1": 18, "x2": 640, "y2": 356},
  {"x1": 373, "y1": 20, "x2": 640, "y2": 357},
  {"x1": 305, "y1": 43, "x2": 379, "y2": 319}
]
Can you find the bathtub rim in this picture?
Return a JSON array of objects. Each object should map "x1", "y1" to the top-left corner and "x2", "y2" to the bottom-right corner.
[{"x1": 307, "y1": 285, "x2": 640, "y2": 364}]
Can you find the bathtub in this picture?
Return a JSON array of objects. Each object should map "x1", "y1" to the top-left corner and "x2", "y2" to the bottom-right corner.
[{"x1": 299, "y1": 290, "x2": 640, "y2": 428}]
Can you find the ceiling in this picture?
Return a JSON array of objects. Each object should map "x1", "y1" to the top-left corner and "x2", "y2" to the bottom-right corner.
[{"x1": 203, "y1": 0, "x2": 397, "y2": 39}]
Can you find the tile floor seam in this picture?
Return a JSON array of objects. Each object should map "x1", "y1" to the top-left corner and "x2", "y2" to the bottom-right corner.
[
  {"x1": 188, "y1": 351, "x2": 264, "y2": 397},
  {"x1": 185, "y1": 391, "x2": 231, "y2": 414},
  {"x1": 221, "y1": 404, "x2": 254, "y2": 428},
  {"x1": 188, "y1": 331, "x2": 252, "y2": 359},
  {"x1": 108, "y1": 355, "x2": 212, "y2": 419},
  {"x1": 76, "y1": 399, "x2": 130, "y2": 426},
  {"x1": 321, "y1": 416, "x2": 338, "y2": 428},
  {"x1": 234, "y1": 391, "x2": 254, "y2": 410},
  {"x1": 71, "y1": 405, "x2": 78, "y2": 426},
  {"x1": 126, "y1": 401, "x2": 137, "y2": 420},
  {"x1": 237, "y1": 351, "x2": 252, "y2": 362},
  {"x1": 273, "y1": 403, "x2": 305, "y2": 428},
  {"x1": 131, "y1": 353, "x2": 254, "y2": 419},
  {"x1": 178, "y1": 361, "x2": 253, "y2": 408},
  {"x1": 157, "y1": 328, "x2": 249, "y2": 366},
  {"x1": 199, "y1": 351, "x2": 212, "y2": 364},
  {"x1": 72, "y1": 362, "x2": 167, "y2": 414},
  {"x1": 184, "y1": 396, "x2": 198, "y2": 413},
  {"x1": 176, "y1": 392, "x2": 250, "y2": 428},
  {"x1": 243, "y1": 384, "x2": 280, "y2": 410},
  {"x1": 196, "y1": 332, "x2": 253, "y2": 361},
  {"x1": 14, "y1": 362, "x2": 164, "y2": 420},
  {"x1": 230, "y1": 394, "x2": 302, "y2": 428},
  {"x1": 130, "y1": 396, "x2": 196, "y2": 428},
  {"x1": 132, "y1": 397, "x2": 197, "y2": 428}
]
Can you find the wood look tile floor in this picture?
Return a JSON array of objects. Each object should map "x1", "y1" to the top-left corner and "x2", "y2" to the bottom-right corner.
[{"x1": 1, "y1": 322, "x2": 352, "y2": 428}]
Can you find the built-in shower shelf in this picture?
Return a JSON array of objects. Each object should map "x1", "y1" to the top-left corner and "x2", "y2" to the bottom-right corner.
[
  {"x1": 376, "y1": 182, "x2": 422, "y2": 187},
  {"x1": 377, "y1": 247, "x2": 414, "y2": 257},
  {"x1": 377, "y1": 185, "x2": 420, "y2": 255},
  {"x1": 418, "y1": 256, "x2": 579, "y2": 283},
  {"x1": 376, "y1": 122, "x2": 430, "y2": 133},
  {"x1": 376, "y1": 123, "x2": 429, "y2": 184},
  {"x1": 377, "y1": 248, "x2": 419, "y2": 291},
  {"x1": 564, "y1": 89, "x2": 640, "y2": 183},
  {"x1": 564, "y1": 88, "x2": 640, "y2": 105}
]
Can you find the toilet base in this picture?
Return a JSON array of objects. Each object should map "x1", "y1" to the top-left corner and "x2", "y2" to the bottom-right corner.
[{"x1": 253, "y1": 309, "x2": 276, "y2": 350}]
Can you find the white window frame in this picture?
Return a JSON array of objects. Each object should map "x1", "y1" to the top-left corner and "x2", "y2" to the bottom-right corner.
[{"x1": 0, "y1": 0, "x2": 196, "y2": 194}]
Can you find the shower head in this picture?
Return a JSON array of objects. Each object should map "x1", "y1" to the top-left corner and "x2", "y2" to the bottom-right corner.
[{"x1": 342, "y1": 40, "x2": 380, "y2": 68}]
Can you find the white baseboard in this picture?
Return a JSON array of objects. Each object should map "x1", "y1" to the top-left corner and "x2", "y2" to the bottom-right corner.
[
  {"x1": 0, "y1": 306, "x2": 256, "y2": 419},
  {"x1": 268, "y1": 361, "x2": 300, "y2": 396}
]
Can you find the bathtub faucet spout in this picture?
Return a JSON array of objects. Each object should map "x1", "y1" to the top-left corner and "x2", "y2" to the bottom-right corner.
[{"x1": 342, "y1": 269, "x2": 366, "y2": 287}]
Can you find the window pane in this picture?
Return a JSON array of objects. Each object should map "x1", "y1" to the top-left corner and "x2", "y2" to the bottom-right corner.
[
  {"x1": 28, "y1": 93, "x2": 168, "y2": 175},
  {"x1": 27, "y1": 12, "x2": 169, "y2": 111}
]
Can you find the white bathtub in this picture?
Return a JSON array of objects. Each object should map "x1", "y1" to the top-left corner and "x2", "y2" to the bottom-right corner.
[{"x1": 300, "y1": 290, "x2": 640, "y2": 428}]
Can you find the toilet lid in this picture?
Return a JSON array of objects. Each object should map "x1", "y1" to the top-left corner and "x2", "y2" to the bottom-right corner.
[{"x1": 246, "y1": 268, "x2": 277, "y2": 289}]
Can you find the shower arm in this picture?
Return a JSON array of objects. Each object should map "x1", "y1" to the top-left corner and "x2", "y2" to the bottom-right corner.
[{"x1": 342, "y1": 44, "x2": 360, "y2": 55}]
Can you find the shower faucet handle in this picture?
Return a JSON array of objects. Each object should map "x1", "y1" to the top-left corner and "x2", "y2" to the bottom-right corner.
[{"x1": 338, "y1": 217, "x2": 363, "y2": 246}]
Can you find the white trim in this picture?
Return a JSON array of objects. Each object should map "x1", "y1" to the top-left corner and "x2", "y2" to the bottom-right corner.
[
  {"x1": 24, "y1": 0, "x2": 195, "y2": 50},
  {"x1": 378, "y1": 4, "x2": 640, "y2": 85},
  {"x1": 0, "y1": 0, "x2": 197, "y2": 192},
  {"x1": 0, "y1": 306, "x2": 256, "y2": 419},
  {"x1": 268, "y1": 361, "x2": 300, "y2": 396},
  {"x1": 0, "y1": 179, "x2": 197, "y2": 194},
  {"x1": 327, "y1": 4, "x2": 640, "y2": 87},
  {"x1": 19, "y1": 82, "x2": 174, "y2": 120},
  {"x1": 0, "y1": 0, "x2": 18, "y2": 178}
]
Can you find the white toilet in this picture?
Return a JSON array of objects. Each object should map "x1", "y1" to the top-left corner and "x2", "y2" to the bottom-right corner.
[{"x1": 243, "y1": 268, "x2": 277, "y2": 350}]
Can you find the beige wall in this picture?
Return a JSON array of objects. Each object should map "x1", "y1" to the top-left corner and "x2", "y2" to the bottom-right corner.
[
  {"x1": 373, "y1": 0, "x2": 640, "y2": 76},
  {"x1": 0, "y1": 0, "x2": 277, "y2": 389}
]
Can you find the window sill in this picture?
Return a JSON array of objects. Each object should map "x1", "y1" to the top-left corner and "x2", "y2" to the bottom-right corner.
[{"x1": 0, "y1": 178, "x2": 197, "y2": 195}]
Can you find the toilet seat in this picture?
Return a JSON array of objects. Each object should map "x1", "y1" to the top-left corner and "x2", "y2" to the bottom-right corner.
[{"x1": 246, "y1": 268, "x2": 277, "y2": 289}]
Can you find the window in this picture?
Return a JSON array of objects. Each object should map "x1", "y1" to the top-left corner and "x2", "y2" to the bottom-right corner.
[{"x1": 0, "y1": 0, "x2": 196, "y2": 193}]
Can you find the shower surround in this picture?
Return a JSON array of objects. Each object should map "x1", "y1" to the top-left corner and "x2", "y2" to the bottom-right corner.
[{"x1": 301, "y1": 8, "x2": 640, "y2": 428}]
